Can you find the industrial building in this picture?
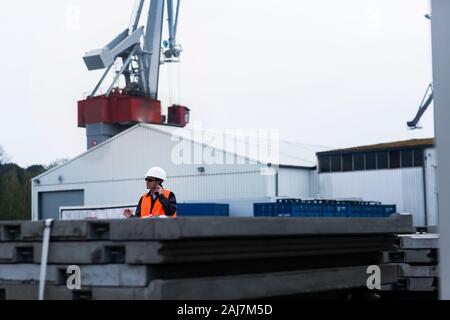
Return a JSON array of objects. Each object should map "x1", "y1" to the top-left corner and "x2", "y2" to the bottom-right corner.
[
  {"x1": 31, "y1": 123, "x2": 322, "y2": 220},
  {"x1": 31, "y1": 125, "x2": 437, "y2": 227},
  {"x1": 317, "y1": 138, "x2": 437, "y2": 227}
]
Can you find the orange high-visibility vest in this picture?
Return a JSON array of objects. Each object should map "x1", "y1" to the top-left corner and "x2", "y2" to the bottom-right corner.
[{"x1": 140, "y1": 189, "x2": 177, "y2": 218}]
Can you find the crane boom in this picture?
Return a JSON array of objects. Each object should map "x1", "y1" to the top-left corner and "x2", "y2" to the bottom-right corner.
[
  {"x1": 130, "y1": 0, "x2": 145, "y2": 32},
  {"x1": 407, "y1": 83, "x2": 433, "y2": 129},
  {"x1": 143, "y1": 0, "x2": 165, "y2": 99},
  {"x1": 82, "y1": 0, "x2": 182, "y2": 98}
]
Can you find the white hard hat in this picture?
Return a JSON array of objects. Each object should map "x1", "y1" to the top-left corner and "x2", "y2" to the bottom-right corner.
[{"x1": 145, "y1": 167, "x2": 167, "y2": 181}]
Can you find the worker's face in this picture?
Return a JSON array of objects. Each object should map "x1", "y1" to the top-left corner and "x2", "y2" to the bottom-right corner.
[{"x1": 145, "y1": 177, "x2": 160, "y2": 190}]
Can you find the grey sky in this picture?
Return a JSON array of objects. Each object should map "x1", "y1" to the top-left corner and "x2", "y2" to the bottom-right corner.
[{"x1": 0, "y1": 0, "x2": 433, "y2": 167}]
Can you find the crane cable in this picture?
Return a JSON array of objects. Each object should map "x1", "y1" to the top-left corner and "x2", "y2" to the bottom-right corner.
[{"x1": 167, "y1": 62, "x2": 182, "y2": 106}]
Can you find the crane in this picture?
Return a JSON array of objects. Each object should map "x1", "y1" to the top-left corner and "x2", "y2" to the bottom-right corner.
[
  {"x1": 406, "y1": 13, "x2": 433, "y2": 130},
  {"x1": 407, "y1": 83, "x2": 433, "y2": 129},
  {"x1": 78, "y1": 0, "x2": 190, "y2": 149}
]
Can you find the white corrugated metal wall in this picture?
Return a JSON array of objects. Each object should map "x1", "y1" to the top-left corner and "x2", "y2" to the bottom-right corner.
[
  {"x1": 318, "y1": 168, "x2": 426, "y2": 226},
  {"x1": 32, "y1": 125, "x2": 313, "y2": 219},
  {"x1": 309, "y1": 170, "x2": 320, "y2": 199},
  {"x1": 277, "y1": 167, "x2": 314, "y2": 198}
]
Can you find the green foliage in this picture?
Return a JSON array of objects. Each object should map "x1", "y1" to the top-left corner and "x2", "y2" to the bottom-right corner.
[
  {"x1": 0, "y1": 163, "x2": 46, "y2": 220},
  {"x1": 45, "y1": 158, "x2": 69, "y2": 170},
  {"x1": 0, "y1": 145, "x2": 66, "y2": 220}
]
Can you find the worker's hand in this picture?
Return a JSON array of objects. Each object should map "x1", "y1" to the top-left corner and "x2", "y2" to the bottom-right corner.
[
  {"x1": 154, "y1": 185, "x2": 164, "y2": 195},
  {"x1": 123, "y1": 208, "x2": 134, "y2": 218}
]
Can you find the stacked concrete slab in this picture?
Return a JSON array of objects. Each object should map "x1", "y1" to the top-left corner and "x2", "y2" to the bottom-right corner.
[
  {"x1": 0, "y1": 214, "x2": 414, "y2": 300},
  {"x1": 382, "y1": 233, "x2": 439, "y2": 293}
]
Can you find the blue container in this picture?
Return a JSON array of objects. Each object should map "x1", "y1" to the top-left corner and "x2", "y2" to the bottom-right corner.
[
  {"x1": 380, "y1": 205, "x2": 396, "y2": 217},
  {"x1": 254, "y1": 203, "x2": 276, "y2": 217},
  {"x1": 346, "y1": 201, "x2": 396, "y2": 218},
  {"x1": 365, "y1": 201, "x2": 380, "y2": 217},
  {"x1": 303, "y1": 200, "x2": 322, "y2": 217},
  {"x1": 177, "y1": 203, "x2": 229, "y2": 216},
  {"x1": 369, "y1": 205, "x2": 381, "y2": 217},
  {"x1": 364, "y1": 202, "x2": 374, "y2": 217},
  {"x1": 274, "y1": 199, "x2": 301, "y2": 217},
  {"x1": 335, "y1": 201, "x2": 349, "y2": 217},
  {"x1": 275, "y1": 202, "x2": 295, "y2": 217},
  {"x1": 254, "y1": 201, "x2": 396, "y2": 218},
  {"x1": 290, "y1": 202, "x2": 309, "y2": 217},
  {"x1": 347, "y1": 202, "x2": 363, "y2": 217},
  {"x1": 291, "y1": 202, "x2": 304, "y2": 217},
  {"x1": 263, "y1": 203, "x2": 275, "y2": 217},
  {"x1": 254, "y1": 200, "x2": 305, "y2": 217},
  {"x1": 377, "y1": 204, "x2": 386, "y2": 217},
  {"x1": 359, "y1": 202, "x2": 369, "y2": 217},
  {"x1": 320, "y1": 200, "x2": 337, "y2": 217}
]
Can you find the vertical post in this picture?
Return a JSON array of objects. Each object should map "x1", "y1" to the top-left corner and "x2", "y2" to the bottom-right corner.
[
  {"x1": 431, "y1": 0, "x2": 450, "y2": 300},
  {"x1": 38, "y1": 219, "x2": 54, "y2": 300}
]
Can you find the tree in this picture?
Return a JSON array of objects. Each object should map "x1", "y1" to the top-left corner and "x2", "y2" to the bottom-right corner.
[
  {"x1": 0, "y1": 145, "x2": 10, "y2": 165},
  {"x1": 45, "y1": 158, "x2": 69, "y2": 170},
  {"x1": 0, "y1": 163, "x2": 46, "y2": 221},
  {"x1": 0, "y1": 152, "x2": 69, "y2": 220}
]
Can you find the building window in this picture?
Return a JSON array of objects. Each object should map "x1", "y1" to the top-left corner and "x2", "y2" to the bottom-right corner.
[
  {"x1": 413, "y1": 149, "x2": 424, "y2": 167},
  {"x1": 401, "y1": 149, "x2": 413, "y2": 168},
  {"x1": 365, "y1": 152, "x2": 376, "y2": 170},
  {"x1": 389, "y1": 150, "x2": 400, "y2": 169},
  {"x1": 377, "y1": 151, "x2": 388, "y2": 169},
  {"x1": 320, "y1": 146, "x2": 427, "y2": 173},
  {"x1": 330, "y1": 154, "x2": 342, "y2": 172},
  {"x1": 354, "y1": 153, "x2": 365, "y2": 171},
  {"x1": 319, "y1": 156, "x2": 331, "y2": 173},
  {"x1": 342, "y1": 154, "x2": 353, "y2": 172}
]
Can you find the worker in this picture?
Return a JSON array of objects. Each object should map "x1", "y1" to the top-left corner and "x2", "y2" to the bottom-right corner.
[{"x1": 123, "y1": 167, "x2": 177, "y2": 218}]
